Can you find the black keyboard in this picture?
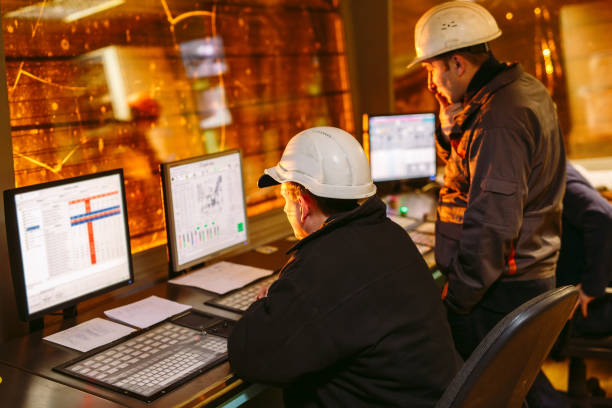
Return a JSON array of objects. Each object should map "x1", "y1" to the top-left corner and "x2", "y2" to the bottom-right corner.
[
  {"x1": 55, "y1": 314, "x2": 232, "y2": 403},
  {"x1": 388, "y1": 215, "x2": 436, "y2": 255},
  {"x1": 408, "y1": 230, "x2": 436, "y2": 247},
  {"x1": 206, "y1": 273, "x2": 278, "y2": 313}
]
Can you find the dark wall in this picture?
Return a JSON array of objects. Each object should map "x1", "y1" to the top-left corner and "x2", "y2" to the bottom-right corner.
[
  {"x1": 341, "y1": 0, "x2": 394, "y2": 139},
  {"x1": 0, "y1": 28, "x2": 23, "y2": 343}
]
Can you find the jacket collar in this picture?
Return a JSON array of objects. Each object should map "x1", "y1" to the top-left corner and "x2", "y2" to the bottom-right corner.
[
  {"x1": 287, "y1": 196, "x2": 387, "y2": 254},
  {"x1": 464, "y1": 55, "x2": 508, "y2": 102},
  {"x1": 449, "y1": 61, "x2": 522, "y2": 140}
]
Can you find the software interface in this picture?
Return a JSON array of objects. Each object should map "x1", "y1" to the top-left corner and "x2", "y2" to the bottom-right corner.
[
  {"x1": 13, "y1": 173, "x2": 131, "y2": 315},
  {"x1": 167, "y1": 151, "x2": 247, "y2": 269},
  {"x1": 369, "y1": 113, "x2": 436, "y2": 182}
]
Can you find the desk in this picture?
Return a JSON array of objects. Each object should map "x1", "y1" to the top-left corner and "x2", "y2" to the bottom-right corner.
[
  {"x1": 384, "y1": 191, "x2": 439, "y2": 272},
  {"x1": 0, "y1": 204, "x2": 444, "y2": 407},
  {"x1": 0, "y1": 237, "x2": 294, "y2": 408},
  {"x1": 0, "y1": 362, "x2": 120, "y2": 408}
]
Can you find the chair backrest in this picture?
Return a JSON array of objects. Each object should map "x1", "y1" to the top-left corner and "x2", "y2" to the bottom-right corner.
[{"x1": 436, "y1": 285, "x2": 579, "y2": 408}]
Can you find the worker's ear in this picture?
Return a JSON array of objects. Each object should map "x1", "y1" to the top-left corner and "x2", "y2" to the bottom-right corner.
[
  {"x1": 297, "y1": 193, "x2": 311, "y2": 224},
  {"x1": 449, "y1": 54, "x2": 467, "y2": 77}
]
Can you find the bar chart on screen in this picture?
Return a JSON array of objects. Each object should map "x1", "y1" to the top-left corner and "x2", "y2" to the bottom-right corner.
[
  {"x1": 168, "y1": 152, "x2": 247, "y2": 267},
  {"x1": 69, "y1": 190, "x2": 123, "y2": 265},
  {"x1": 14, "y1": 173, "x2": 132, "y2": 314}
]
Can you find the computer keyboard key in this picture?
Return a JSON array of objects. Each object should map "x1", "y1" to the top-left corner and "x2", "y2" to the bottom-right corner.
[{"x1": 60, "y1": 323, "x2": 228, "y2": 401}]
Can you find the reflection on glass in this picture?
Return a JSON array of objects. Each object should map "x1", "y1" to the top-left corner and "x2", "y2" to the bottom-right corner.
[
  {"x1": 1, "y1": 1, "x2": 353, "y2": 252},
  {"x1": 180, "y1": 36, "x2": 232, "y2": 153},
  {"x1": 6, "y1": 0, "x2": 125, "y2": 23}
]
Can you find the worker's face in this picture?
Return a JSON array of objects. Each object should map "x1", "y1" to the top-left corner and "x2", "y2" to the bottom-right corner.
[
  {"x1": 423, "y1": 58, "x2": 463, "y2": 105},
  {"x1": 280, "y1": 183, "x2": 308, "y2": 240}
]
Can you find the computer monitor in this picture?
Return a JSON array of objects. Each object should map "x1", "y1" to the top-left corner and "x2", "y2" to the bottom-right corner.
[
  {"x1": 367, "y1": 112, "x2": 437, "y2": 184},
  {"x1": 4, "y1": 169, "x2": 134, "y2": 322},
  {"x1": 161, "y1": 149, "x2": 248, "y2": 275}
]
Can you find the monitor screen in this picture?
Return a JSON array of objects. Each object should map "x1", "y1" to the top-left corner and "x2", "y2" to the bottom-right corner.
[
  {"x1": 368, "y1": 113, "x2": 437, "y2": 183},
  {"x1": 4, "y1": 170, "x2": 133, "y2": 321},
  {"x1": 162, "y1": 149, "x2": 248, "y2": 273}
]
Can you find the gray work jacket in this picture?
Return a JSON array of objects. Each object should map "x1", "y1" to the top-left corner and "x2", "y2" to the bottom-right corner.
[{"x1": 435, "y1": 63, "x2": 566, "y2": 314}]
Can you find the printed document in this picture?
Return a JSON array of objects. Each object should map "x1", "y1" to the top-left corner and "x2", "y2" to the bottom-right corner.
[
  {"x1": 169, "y1": 261, "x2": 274, "y2": 294},
  {"x1": 44, "y1": 318, "x2": 135, "y2": 352},
  {"x1": 104, "y1": 295, "x2": 191, "y2": 328}
]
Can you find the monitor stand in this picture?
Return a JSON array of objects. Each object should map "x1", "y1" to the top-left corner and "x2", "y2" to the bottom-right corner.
[
  {"x1": 168, "y1": 261, "x2": 204, "y2": 279},
  {"x1": 29, "y1": 305, "x2": 78, "y2": 333},
  {"x1": 168, "y1": 260, "x2": 177, "y2": 279}
]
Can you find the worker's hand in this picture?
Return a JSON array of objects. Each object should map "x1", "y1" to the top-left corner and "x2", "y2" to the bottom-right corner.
[
  {"x1": 255, "y1": 285, "x2": 269, "y2": 300},
  {"x1": 433, "y1": 88, "x2": 451, "y2": 109},
  {"x1": 577, "y1": 284, "x2": 595, "y2": 318},
  {"x1": 439, "y1": 102, "x2": 463, "y2": 138},
  {"x1": 429, "y1": 82, "x2": 462, "y2": 136}
]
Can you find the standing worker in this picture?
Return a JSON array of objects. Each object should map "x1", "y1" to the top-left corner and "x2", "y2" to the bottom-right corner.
[{"x1": 410, "y1": 2, "x2": 566, "y2": 406}]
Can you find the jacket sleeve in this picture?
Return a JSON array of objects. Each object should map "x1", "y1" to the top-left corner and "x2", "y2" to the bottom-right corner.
[
  {"x1": 444, "y1": 123, "x2": 532, "y2": 314},
  {"x1": 227, "y1": 261, "x2": 339, "y2": 386},
  {"x1": 435, "y1": 124, "x2": 451, "y2": 163},
  {"x1": 563, "y1": 174, "x2": 612, "y2": 297}
]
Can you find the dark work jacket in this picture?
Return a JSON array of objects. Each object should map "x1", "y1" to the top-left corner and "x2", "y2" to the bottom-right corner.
[
  {"x1": 556, "y1": 163, "x2": 612, "y2": 297},
  {"x1": 435, "y1": 60, "x2": 566, "y2": 314},
  {"x1": 228, "y1": 196, "x2": 461, "y2": 408}
]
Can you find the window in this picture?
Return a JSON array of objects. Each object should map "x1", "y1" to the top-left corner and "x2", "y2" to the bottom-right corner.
[{"x1": 1, "y1": 0, "x2": 353, "y2": 252}]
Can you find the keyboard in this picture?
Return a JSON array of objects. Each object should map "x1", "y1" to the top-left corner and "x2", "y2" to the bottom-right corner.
[
  {"x1": 388, "y1": 214, "x2": 420, "y2": 230},
  {"x1": 206, "y1": 273, "x2": 278, "y2": 313},
  {"x1": 414, "y1": 220, "x2": 435, "y2": 234},
  {"x1": 408, "y1": 230, "x2": 436, "y2": 247},
  {"x1": 389, "y1": 219, "x2": 435, "y2": 255},
  {"x1": 55, "y1": 321, "x2": 228, "y2": 402},
  {"x1": 389, "y1": 212, "x2": 437, "y2": 264},
  {"x1": 415, "y1": 243, "x2": 433, "y2": 255}
]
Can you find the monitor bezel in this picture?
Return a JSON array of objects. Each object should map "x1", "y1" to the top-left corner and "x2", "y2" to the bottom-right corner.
[
  {"x1": 367, "y1": 111, "x2": 437, "y2": 184},
  {"x1": 161, "y1": 149, "x2": 249, "y2": 274},
  {"x1": 3, "y1": 169, "x2": 134, "y2": 322}
]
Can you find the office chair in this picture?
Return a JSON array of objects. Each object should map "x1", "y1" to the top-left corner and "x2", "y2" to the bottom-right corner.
[{"x1": 436, "y1": 285, "x2": 579, "y2": 408}]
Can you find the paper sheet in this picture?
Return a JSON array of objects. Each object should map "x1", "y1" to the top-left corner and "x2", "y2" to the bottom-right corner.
[
  {"x1": 104, "y1": 295, "x2": 191, "y2": 329},
  {"x1": 169, "y1": 261, "x2": 274, "y2": 294},
  {"x1": 43, "y1": 318, "x2": 135, "y2": 352}
]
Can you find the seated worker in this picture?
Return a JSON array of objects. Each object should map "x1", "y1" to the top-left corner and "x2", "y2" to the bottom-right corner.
[
  {"x1": 228, "y1": 126, "x2": 461, "y2": 408},
  {"x1": 557, "y1": 162, "x2": 612, "y2": 336}
]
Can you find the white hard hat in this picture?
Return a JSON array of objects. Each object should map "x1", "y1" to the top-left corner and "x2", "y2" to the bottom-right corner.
[
  {"x1": 258, "y1": 126, "x2": 377, "y2": 199},
  {"x1": 408, "y1": 1, "x2": 501, "y2": 68}
]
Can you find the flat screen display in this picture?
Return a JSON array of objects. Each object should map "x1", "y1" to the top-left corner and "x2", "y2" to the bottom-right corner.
[
  {"x1": 368, "y1": 113, "x2": 437, "y2": 183},
  {"x1": 162, "y1": 150, "x2": 248, "y2": 273},
  {"x1": 4, "y1": 170, "x2": 133, "y2": 320}
]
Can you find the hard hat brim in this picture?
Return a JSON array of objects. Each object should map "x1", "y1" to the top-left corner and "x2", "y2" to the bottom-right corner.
[
  {"x1": 406, "y1": 31, "x2": 501, "y2": 70},
  {"x1": 256, "y1": 126, "x2": 377, "y2": 199},
  {"x1": 257, "y1": 165, "x2": 377, "y2": 199},
  {"x1": 406, "y1": 55, "x2": 427, "y2": 70},
  {"x1": 257, "y1": 173, "x2": 280, "y2": 188}
]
